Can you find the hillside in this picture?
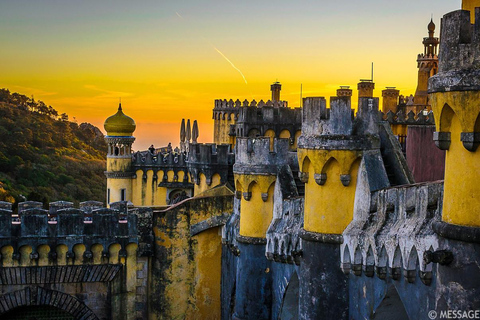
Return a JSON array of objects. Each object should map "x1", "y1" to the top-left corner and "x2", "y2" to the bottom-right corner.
[{"x1": 0, "y1": 88, "x2": 107, "y2": 207}]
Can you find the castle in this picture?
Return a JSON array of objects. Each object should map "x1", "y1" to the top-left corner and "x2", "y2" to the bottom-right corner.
[{"x1": 0, "y1": 2, "x2": 479, "y2": 320}]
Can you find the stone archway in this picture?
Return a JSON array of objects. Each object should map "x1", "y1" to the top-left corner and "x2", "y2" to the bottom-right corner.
[
  {"x1": 373, "y1": 285, "x2": 409, "y2": 320},
  {"x1": 279, "y1": 272, "x2": 299, "y2": 320},
  {"x1": 2, "y1": 305, "x2": 75, "y2": 320},
  {"x1": 0, "y1": 286, "x2": 99, "y2": 320}
]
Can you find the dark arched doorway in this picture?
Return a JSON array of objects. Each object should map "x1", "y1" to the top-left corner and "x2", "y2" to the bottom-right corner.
[
  {"x1": 279, "y1": 272, "x2": 299, "y2": 320},
  {"x1": 2, "y1": 305, "x2": 75, "y2": 320},
  {"x1": 373, "y1": 285, "x2": 409, "y2": 320}
]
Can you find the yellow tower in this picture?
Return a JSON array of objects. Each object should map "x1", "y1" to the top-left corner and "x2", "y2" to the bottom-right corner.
[
  {"x1": 429, "y1": 3, "x2": 480, "y2": 229},
  {"x1": 233, "y1": 138, "x2": 287, "y2": 239},
  {"x1": 104, "y1": 104, "x2": 136, "y2": 205},
  {"x1": 298, "y1": 95, "x2": 367, "y2": 235}
]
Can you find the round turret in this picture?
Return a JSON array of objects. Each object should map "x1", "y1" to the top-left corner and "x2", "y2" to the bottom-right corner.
[{"x1": 104, "y1": 104, "x2": 136, "y2": 136}]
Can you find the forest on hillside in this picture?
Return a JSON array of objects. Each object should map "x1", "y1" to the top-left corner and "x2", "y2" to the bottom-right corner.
[{"x1": 0, "y1": 88, "x2": 107, "y2": 208}]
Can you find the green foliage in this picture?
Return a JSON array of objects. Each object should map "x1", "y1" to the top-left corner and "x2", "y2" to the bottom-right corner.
[{"x1": 0, "y1": 88, "x2": 107, "y2": 206}]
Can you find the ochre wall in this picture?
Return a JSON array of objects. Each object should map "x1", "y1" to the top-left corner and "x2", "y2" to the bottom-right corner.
[
  {"x1": 236, "y1": 175, "x2": 276, "y2": 238},
  {"x1": 194, "y1": 173, "x2": 222, "y2": 195},
  {"x1": 214, "y1": 116, "x2": 236, "y2": 145},
  {"x1": 298, "y1": 149, "x2": 361, "y2": 234},
  {"x1": 151, "y1": 195, "x2": 234, "y2": 320},
  {"x1": 431, "y1": 91, "x2": 480, "y2": 227},
  {"x1": 131, "y1": 169, "x2": 191, "y2": 207},
  {"x1": 193, "y1": 227, "x2": 222, "y2": 320}
]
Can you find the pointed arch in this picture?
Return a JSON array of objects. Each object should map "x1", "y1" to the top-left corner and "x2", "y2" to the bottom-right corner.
[
  {"x1": 378, "y1": 245, "x2": 388, "y2": 268},
  {"x1": 366, "y1": 245, "x2": 375, "y2": 266},
  {"x1": 301, "y1": 155, "x2": 311, "y2": 174},
  {"x1": 247, "y1": 180, "x2": 259, "y2": 194},
  {"x1": 392, "y1": 246, "x2": 403, "y2": 268},
  {"x1": 279, "y1": 271, "x2": 299, "y2": 320},
  {"x1": 407, "y1": 246, "x2": 418, "y2": 271},
  {"x1": 235, "y1": 179, "x2": 244, "y2": 193},
  {"x1": 373, "y1": 285, "x2": 409, "y2": 320},
  {"x1": 438, "y1": 103, "x2": 456, "y2": 132},
  {"x1": 342, "y1": 245, "x2": 351, "y2": 274},
  {"x1": 321, "y1": 156, "x2": 340, "y2": 175}
]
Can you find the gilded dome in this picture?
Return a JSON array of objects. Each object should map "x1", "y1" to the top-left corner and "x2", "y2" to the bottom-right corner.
[{"x1": 104, "y1": 104, "x2": 136, "y2": 136}]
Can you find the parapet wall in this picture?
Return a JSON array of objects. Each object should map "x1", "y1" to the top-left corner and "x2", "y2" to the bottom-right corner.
[
  {"x1": 0, "y1": 201, "x2": 152, "y2": 259},
  {"x1": 380, "y1": 109, "x2": 435, "y2": 126},
  {"x1": 342, "y1": 182, "x2": 443, "y2": 283},
  {"x1": 299, "y1": 97, "x2": 380, "y2": 150},
  {"x1": 234, "y1": 137, "x2": 290, "y2": 175},
  {"x1": 188, "y1": 143, "x2": 234, "y2": 185},
  {"x1": 429, "y1": 8, "x2": 480, "y2": 92}
]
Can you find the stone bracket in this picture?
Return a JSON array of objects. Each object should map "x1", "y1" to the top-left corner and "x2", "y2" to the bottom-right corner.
[
  {"x1": 340, "y1": 174, "x2": 351, "y2": 186},
  {"x1": 314, "y1": 173, "x2": 327, "y2": 186},
  {"x1": 242, "y1": 192, "x2": 252, "y2": 201},
  {"x1": 261, "y1": 193, "x2": 268, "y2": 202},
  {"x1": 298, "y1": 171, "x2": 309, "y2": 183},
  {"x1": 433, "y1": 131, "x2": 451, "y2": 150},
  {"x1": 461, "y1": 132, "x2": 480, "y2": 151}
]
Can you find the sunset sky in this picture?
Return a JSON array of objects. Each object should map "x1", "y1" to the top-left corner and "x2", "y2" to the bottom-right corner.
[{"x1": 0, "y1": 0, "x2": 460, "y2": 150}]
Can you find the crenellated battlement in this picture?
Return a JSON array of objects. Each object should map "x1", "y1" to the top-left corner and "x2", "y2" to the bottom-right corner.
[
  {"x1": 299, "y1": 96, "x2": 381, "y2": 151},
  {"x1": 379, "y1": 109, "x2": 435, "y2": 126},
  {"x1": 132, "y1": 150, "x2": 187, "y2": 167},
  {"x1": 429, "y1": 8, "x2": 480, "y2": 92},
  {"x1": 0, "y1": 201, "x2": 152, "y2": 258},
  {"x1": 234, "y1": 137, "x2": 290, "y2": 175},
  {"x1": 187, "y1": 143, "x2": 234, "y2": 185},
  {"x1": 214, "y1": 98, "x2": 288, "y2": 110},
  {"x1": 236, "y1": 104, "x2": 301, "y2": 126}
]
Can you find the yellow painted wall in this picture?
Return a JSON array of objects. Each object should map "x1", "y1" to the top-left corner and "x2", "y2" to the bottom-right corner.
[
  {"x1": 214, "y1": 115, "x2": 236, "y2": 145},
  {"x1": 463, "y1": 0, "x2": 480, "y2": 23},
  {"x1": 391, "y1": 123, "x2": 408, "y2": 136},
  {"x1": 107, "y1": 178, "x2": 132, "y2": 205},
  {"x1": 107, "y1": 157, "x2": 131, "y2": 172},
  {"x1": 194, "y1": 173, "x2": 222, "y2": 195},
  {"x1": 193, "y1": 227, "x2": 222, "y2": 320},
  {"x1": 236, "y1": 175, "x2": 276, "y2": 238},
  {"x1": 151, "y1": 195, "x2": 234, "y2": 320},
  {"x1": 298, "y1": 149, "x2": 361, "y2": 234},
  {"x1": 431, "y1": 91, "x2": 480, "y2": 227},
  {"x1": 293, "y1": 130, "x2": 301, "y2": 150}
]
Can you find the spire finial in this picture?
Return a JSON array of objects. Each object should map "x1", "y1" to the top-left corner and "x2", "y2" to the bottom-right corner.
[{"x1": 118, "y1": 97, "x2": 122, "y2": 111}]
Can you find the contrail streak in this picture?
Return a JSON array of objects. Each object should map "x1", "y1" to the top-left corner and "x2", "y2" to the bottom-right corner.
[
  {"x1": 175, "y1": 11, "x2": 248, "y2": 85},
  {"x1": 213, "y1": 47, "x2": 248, "y2": 84}
]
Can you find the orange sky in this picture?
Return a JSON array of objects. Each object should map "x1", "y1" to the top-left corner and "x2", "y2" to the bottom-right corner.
[{"x1": 0, "y1": 0, "x2": 460, "y2": 150}]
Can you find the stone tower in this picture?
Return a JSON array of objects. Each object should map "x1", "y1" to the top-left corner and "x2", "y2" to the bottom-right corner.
[
  {"x1": 357, "y1": 80, "x2": 375, "y2": 98},
  {"x1": 271, "y1": 81, "x2": 282, "y2": 102},
  {"x1": 429, "y1": 2, "x2": 480, "y2": 230},
  {"x1": 296, "y1": 89, "x2": 386, "y2": 319},
  {"x1": 382, "y1": 87, "x2": 400, "y2": 113},
  {"x1": 412, "y1": 19, "x2": 439, "y2": 114},
  {"x1": 232, "y1": 137, "x2": 289, "y2": 319},
  {"x1": 104, "y1": 103, "x2": 136, "y2": 205}
]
